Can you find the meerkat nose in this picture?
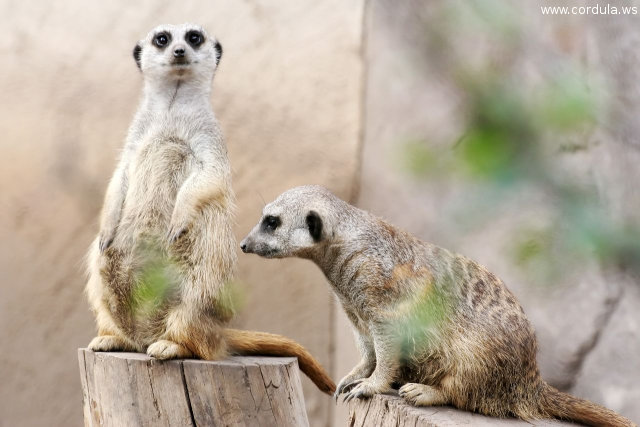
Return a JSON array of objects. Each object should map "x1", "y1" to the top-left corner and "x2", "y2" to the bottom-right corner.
[
  {"x1": 240, "y1": 243, "x2": 247, "y2": 252},
  {"x1": 174, "y1": 47, "x2": 185, "y2": 58}
]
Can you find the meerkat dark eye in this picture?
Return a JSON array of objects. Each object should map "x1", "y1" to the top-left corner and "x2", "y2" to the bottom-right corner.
[
  {"x1": 261, "y1": 215, "x2": 281, "y2": 232},
  {"x1": 186, "y1": 31, "x2": 204, "y2": 48},
  {"x1": 153, "y1": 33, "x2": 170, "y2": 48}
]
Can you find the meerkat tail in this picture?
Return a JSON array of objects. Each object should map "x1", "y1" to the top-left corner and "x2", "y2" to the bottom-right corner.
[
  {"x1": 540, "y1": 383, "x2": 635, "y2": 427},
  {"x1": 223, "y1": 328, "x2": 336, "y2": 395}
]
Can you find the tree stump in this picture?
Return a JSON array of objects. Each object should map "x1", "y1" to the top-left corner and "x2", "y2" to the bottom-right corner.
[
  {"x1": 347, "y1": 394, "x2": 579, "y2": 427},
  {"x1": 78, "y1": 349, "x2": 309, "y2": 427}
]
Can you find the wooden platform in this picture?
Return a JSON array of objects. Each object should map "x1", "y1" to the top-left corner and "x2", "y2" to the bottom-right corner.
[
  {"x1": 78, "y1": 349, "x2": 584, "y2": 426},
  {"x1": 347, "y1": 394, "x2": 580, "y2": 427},
  {"x1": 78, "y1": 349, "x2": 309, "y2": 427}
]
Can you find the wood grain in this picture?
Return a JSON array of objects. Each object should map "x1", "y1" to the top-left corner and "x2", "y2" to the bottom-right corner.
[
  {"x1": 78, "y1": 349, "x2": 309, "y2": 427},
  {"x1": 346, "y1": 394, "x2": 579, "y2": 427}
]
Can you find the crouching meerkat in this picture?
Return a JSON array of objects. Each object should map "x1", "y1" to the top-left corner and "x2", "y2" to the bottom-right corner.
[
  {"x1": 85, "y1": 24, "x2": 334, "y2": 395},
  {"x1": 240, "y1": 185, "x2": 633, "y2": 426}
]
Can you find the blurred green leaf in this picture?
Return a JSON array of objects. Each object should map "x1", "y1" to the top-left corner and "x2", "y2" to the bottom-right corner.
[
  {"x1": 401, "y1": 140, "x2": 441, "y2": 176},
  {"x1": 394, "y1": 278, "x2": 451, "y2": 357},
  {"x1": 535, "y1": 75, "x2": 598, "y2": 130},
  {"x1": 512, "y1": 227, "x2": 552, "y2": 266},
  {"x1": 398, "y1": 0, "x2": 640, "y2": 283},
  {"x1": 131, "y1": 242, "x2": 177, "y2": 316}
]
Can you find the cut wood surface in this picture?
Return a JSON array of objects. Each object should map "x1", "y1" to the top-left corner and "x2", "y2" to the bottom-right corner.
[
  {"x1": 78, "y1": 349, "x2": 309, "y2": 427},
  {"x1": 347, "y1": 394, "x2": 580, "y2": 427}
]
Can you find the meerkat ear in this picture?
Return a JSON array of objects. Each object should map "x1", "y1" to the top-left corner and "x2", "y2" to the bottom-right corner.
[
  {"x1": 306, "y1": 211, "x2": 323, "y2": 242},
  {"x1": 214, "y1": 41, "x2": 222, "y2": 65},
  {"x1": 133, "y1": 43, "x2": 142, "y2": 69}
]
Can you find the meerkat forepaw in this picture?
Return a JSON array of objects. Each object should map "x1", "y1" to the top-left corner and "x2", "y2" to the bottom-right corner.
[
  {"x1": 334, "y1": 377, "x2": 364, "y2": 401},
  {"x1": 147, "y1": 340, "x2": 193, "y2": 360},
  {"x1": 167, "y1": 218, "x2": 190, "y2": 243},
  {"x1": 399, "y1": 383, "x2": 447, "y2": 407},
  {"x1": 341, "y1": 378, "x2": 391, "y2": 403},
  {"x1": 98, "y1": 229, "x2": 116, "y2": 252}
]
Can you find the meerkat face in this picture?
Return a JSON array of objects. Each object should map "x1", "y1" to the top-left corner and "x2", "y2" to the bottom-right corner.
[
  {"x1": 133, "y1": 23, "x2": 222, "y2": 82},
  {"x1": 240, "y1": 186, "x2": 331, "y2": 259}
]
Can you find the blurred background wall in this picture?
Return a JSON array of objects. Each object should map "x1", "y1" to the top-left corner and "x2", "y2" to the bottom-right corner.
[
  {"x1": 0, "y1": 1, "x2": 363, "y2": 425},
  {"x1": 355, "y1": 0, "x2": 640, "y2": 423},
  {"x1": 1, "y1": 1, "x2": 639, "y2": 426}
]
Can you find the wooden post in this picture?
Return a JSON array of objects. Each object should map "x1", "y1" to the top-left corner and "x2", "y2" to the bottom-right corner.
[
  {"x1": 78, "y1": 349, "x2": 309, "y2": 427},
  {"x1": 347, "y1": 394, "x2": 576, "y2": 426}
]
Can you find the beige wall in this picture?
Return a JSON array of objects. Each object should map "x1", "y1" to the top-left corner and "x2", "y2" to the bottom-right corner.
[{"x1": 0, "y1": 1, "x2": 363, "y2": 426}]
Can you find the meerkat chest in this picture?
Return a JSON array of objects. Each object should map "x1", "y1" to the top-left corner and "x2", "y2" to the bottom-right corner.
[
  {"x1": 123, "y1": 129, "x2": 197, "y2": 220},
  {"x1": 130, "y1": 121, "x2": 198, "y2": 183},
  {"x1": 135, "y1": 136, "x2": 191, "y2": 174}
]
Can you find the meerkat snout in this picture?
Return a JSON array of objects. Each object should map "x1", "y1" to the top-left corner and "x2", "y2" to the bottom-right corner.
[
  {"x1": 241, "y1": 211, "x2": 287, "y2": 257},
  {"x1": 238, "y1": 233, "x2": 278, "y2": 257},
  {"x1": 173, "y1": 46, "x2": 186, "y2": 58},
  {"x1": 172, "y1": 45, "x2": 187, "y2": 66},
  {"x1": 241, "y1": 189, "x2": 333, "y2": 259}
]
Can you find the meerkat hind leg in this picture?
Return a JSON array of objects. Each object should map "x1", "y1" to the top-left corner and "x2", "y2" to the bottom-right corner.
[
  {"x1": 147, "y1": 303, "x2": 222, "y2": 360},
  {"x1": 399, "y1": 383, "x2": 448, "y2": 407}
]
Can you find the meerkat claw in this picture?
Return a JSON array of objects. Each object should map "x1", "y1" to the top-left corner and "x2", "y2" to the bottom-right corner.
[
  {"x1": 337, "y1": 378, "x2": 363, "y2": 398},
  {"x1": 334, "y1": 378, "x2": 357, "y2": 402},
  {"x1": 167, "y1": 226, "x2": 187, "y2": 243},
  {"x1": 342, "y1": 387, "x2": 363, "y2": 403},
  {"x1": 343, "y1": 389, "x2": 363, "y2": 403},
  {"x1": 98, "y1": 233, "x2": 114, "y2": 253}
]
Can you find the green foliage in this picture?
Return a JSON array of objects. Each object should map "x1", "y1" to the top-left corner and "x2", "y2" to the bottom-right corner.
[
  {"x1": 399, "y1": 0, "x2": 640, "y2": 282},
  {"x1": 130, "y1": 240, "x2": 178, "y2": 316},
  {"x1": 213, "y1": 279, "x2": 246, "y2": 322},
  {"x1": 535, "y1": 75, "x2": 598, "y2": 130},
  {"x1": 402, "y1": 140, "x2": 441, "y2": 177},
  {"x1": 394, "y1": 279, "x2": 451, "y2": 357},
  {"x1": 513, "y1": 227, "x2": 552, "y2": 266},
  {"x1": 129, "y1": 238, "x2": 245, "y2": 319}
]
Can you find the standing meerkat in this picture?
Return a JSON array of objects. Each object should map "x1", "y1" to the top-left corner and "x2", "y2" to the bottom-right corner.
[
  {"x1": 85, "y1": 24, "x2": 335, "y2": 395},
  {"x1": 240, "y1": 185, "x2": 634, "y2": 426}
]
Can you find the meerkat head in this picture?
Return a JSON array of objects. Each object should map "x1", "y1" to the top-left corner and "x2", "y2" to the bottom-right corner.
[
  {"x1": 240, "y1": 186, "x2": 340, "y2": 259},
  {"x1": 133, "y1": 23, "x2": 222, "y2": 83}
]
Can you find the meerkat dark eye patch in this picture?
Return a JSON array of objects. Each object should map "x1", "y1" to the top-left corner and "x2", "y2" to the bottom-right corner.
[
  {"x1": 261, "y1": 215, "x2": 281, "y2": 232},
  {"x1": 133, "y1": 44, "x2": 142, "y2": 69},
  {"x1": 306, "y1": 211, "x2": 323, "y2": 242},
  {"x1": 214, "y1": 41, "x2": 223, "y2": 65},
  {"x1": 153, "y1": 32, "x2": 171, "y2": 48},
  {"x1": 186, "y1": 30, "x2": 204, "y2": 48}
]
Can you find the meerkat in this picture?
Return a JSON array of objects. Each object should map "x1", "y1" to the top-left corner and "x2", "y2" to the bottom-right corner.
[
  {"x1": 85, "y1": 25, "x2": 334, "y2": 395},
  {"x1": 240, "y1": 185, "x2": 634, "y2": 426}
]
